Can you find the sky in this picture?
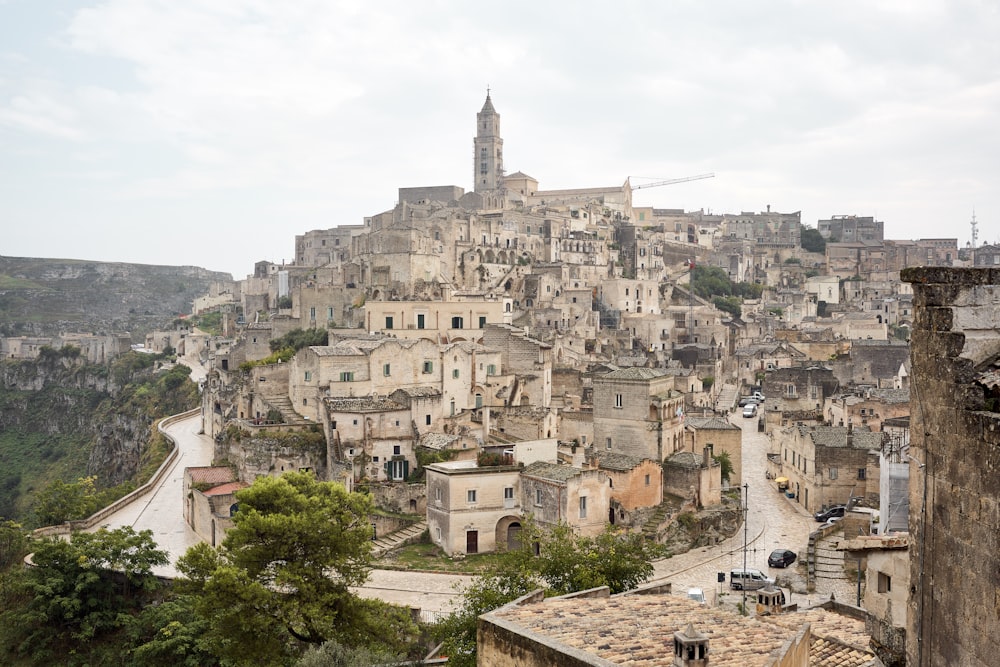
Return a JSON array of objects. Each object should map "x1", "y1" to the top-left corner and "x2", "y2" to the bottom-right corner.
[{"x1": 2, "y1": 0, "x2": 998, "y2": 279}]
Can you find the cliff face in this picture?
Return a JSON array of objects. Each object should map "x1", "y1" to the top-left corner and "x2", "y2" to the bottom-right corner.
[
  {"x1": 0, "y1": 354, "x2": 199, "y2": 519},
  {"x1": 0, "y1": 256, "x2": 232, "y2": 337}
]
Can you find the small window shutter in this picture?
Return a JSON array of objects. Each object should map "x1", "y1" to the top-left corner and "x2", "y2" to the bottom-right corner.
[
  {"x1": 384, "y1": 461, "x2": 390, "y2": 479},
  {"x1": 402, "y1": 460, "x2": 409, "y2": 481}
]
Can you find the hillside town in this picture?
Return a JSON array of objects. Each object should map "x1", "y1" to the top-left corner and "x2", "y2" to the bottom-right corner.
[{"x1": 8, "y1": 95, "x2": 997, "y2": 666}]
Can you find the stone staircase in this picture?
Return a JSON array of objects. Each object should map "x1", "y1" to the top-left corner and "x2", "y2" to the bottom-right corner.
[
  {"x1": 263, "y1": 394, "x2": 309, "y2": 425},
  {"x1": 714, "y1": 382, "x2": 739, "y2": 413},
  {"x1": 372, "y1": 520, "x2": 427, "y2": 557},
  {"x1": 641, "y1": 496, "x2": 684, "y2": 542}
]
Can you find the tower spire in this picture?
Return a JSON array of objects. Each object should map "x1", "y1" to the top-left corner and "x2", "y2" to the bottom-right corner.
[{"x1": 474, "y1": 91, "x2": 503, "y2": 193}]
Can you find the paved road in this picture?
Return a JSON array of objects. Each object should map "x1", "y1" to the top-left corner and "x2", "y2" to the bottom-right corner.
[
  {"x1": 649, "y1": 411, "x2": 858, "y2": 607},
  {"x1": 86, "y1": 409, "x2": 472, "y2": 617},
  {"x1": 85, "y1": 412, "x2": 215, "y2": 577}
]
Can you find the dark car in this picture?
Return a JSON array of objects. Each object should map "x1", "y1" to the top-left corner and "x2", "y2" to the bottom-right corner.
[
  {"x1": 814, "y1": 505, "x2": 846, "y2": 522},
  {"x1": 768, "y1": 549, "x2": 797, "y2": 568}
]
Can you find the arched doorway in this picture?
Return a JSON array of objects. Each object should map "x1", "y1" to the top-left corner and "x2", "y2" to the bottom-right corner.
[{"x1": 495, "y1": 516, "x2": 522, "y2": 551}]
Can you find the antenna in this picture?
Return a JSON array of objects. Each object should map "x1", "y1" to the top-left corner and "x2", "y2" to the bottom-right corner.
[{"x1": 971, "y1": 210, "x2": 978, "y2": 249}]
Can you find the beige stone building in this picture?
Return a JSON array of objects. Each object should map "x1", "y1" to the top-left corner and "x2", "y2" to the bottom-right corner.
[
  {"x1": 588, "y1": 451, "x2": 663, "y2": 526},
  {"x1": 592, "y1": 367, "x2": 686, "y2": 461},
  {"x1": 519, "y1": 461, "x2": 611, "y2": 537},
  {"x1": 774, "y1": 424, "x2": 880, "y2": 513},
  {"x1": 364, "y1": 295, "x2": 511, "y2": 341},
  {"x1": 182, "y1": 467, "x2": 247, "y2": 547},
  {"x1": 683, "y1": 415, "x2": 743, "y2": 486},
  {"x1": 425, "y1": 460, "x2": 523, "y2": 556}
]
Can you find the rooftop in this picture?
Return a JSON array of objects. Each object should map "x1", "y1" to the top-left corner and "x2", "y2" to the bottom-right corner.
[{"x1": 522, "y1": 461, "x2": 582, "y2": 482}]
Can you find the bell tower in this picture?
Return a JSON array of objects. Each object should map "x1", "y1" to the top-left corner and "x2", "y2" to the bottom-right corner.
[{"x1": 474, "y1": 90, "x2": 504, "y2": 194}]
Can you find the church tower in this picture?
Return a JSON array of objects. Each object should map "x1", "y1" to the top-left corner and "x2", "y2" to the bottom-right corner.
[{"x1": 474, "y1": 91, "x2": 504, "y2": 194}]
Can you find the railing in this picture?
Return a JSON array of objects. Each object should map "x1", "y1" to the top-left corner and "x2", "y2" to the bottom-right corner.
[{"x1": 32, "y1": 408, "x2": 198, "y2": 538}]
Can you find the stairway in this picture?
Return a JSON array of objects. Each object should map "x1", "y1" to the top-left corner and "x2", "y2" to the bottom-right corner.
[
  {"x1": 372, "y1": 520, "x2": 427, "y2": 557},
  {"x1": 714, "y1": 382, "x2": 739, "y2": 413},
  {"x1": 263, "y1": 394, "x2": 309, "y2": 425},
  {"x1": 641, "y1": 496, "x2": 683, "y2": 541}
]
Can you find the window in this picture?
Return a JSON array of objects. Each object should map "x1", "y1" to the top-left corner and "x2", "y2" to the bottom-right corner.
[
  {"x1": 535, "y1": 489, "x2": 543, "y2": 506},
  {"x1": 388, "y1": 459, "x2": 407, "y2": 481},
  {"x1": 383, "y1": 363, "x2": 391, "y2": 376},
  {"x1": 579, "y1": 496, "x2": 587, "y2": 518},
  {"x1": 435, "y1": 487, "x2": 442, "y2": 502},
  {"x1": 467, "y1": 490, "x2": 477, "y2": 503},
  {"x1": 645, "y1": 474, "x2": 650, "y2": 486},
  {"x1": 436, "y1": 526, "x2": 442, "y2": 541},
  {"x1": 423, "y1": 361, "x2": 433, "y2": 374},
  {"x1": 478, "y1": 316, "x2": 487, "y2": 328},
  {"x1": 451, "y1": 316, "x2": 464, "y2": 329},
  {"x1": 339, "y1": 371, "x2": 354, "y2": 382},
  {"x1": 373, "y1": 456, "x2": 379, "y2": 463},
  {"x1": 425, "y1": 414, "x2": 431, "y2": 425},
  {"x1": 353, "y1": 419, "x2": 358, "y2": 426},
  {"x1": 606, "y1": 437, "x2": 612, "y2": 450},
  {"x1": 452, "y1": 369, "x2": 460, "y2": 379},
  {"x1": 504, "y1": 487, "x2": 515, "y2": 508},
  {"x1": 393, "y1": 445, "x2": 401, "y2": 455},
  {"x1": 309, "y1": 306, "x2": 316, "y2": 319},
  {"x1": 878, "y1": 572, "x2": 892, "y2": 593},
  {"x1": 304, "y1": 371, "x2": 312, "y2": 381},
  {"x1": 417, "y1": 313, "x2": 425, "y2": 329},
  {"x1": 615, "y1": 393, "x2": 623, "y2": 409},
  {"x1": 858, "y1": 468, "x2": 867, "y2": 480},
  {"x1": 302, "y1": 398, "x2": 307, "y2": 406},
  {"x1": 829, "y1": 467, "x2": 839, "y2": 480},
  {"x1": 385, "y1": 316, "x2": 394, "y2": 329},
  {"x1": 487, "y1": 364, "x2": 497, "y2": 376}
]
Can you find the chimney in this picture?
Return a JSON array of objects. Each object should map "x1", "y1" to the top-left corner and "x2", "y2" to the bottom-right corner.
[
  {"x1": 672, "y1": 623, "x2": 709, "y2": 666},
  {"x1": 703, "y1": 444, "x2": 714, "y2": 469}
]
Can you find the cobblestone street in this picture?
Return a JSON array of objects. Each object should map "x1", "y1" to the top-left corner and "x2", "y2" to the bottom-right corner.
[{"x1": 649, "y1": 409, "x2": 861, "y2": 608}]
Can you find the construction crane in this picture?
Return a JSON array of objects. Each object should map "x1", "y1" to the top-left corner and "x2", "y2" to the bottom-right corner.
[{"x1": 629, "y1": 173, "x2": 715, "y2": 190}]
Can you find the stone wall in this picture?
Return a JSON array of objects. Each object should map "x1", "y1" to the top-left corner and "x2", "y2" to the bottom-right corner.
[{"x1": 902, "y1": 267, "x2": 1000, "y2": 667}]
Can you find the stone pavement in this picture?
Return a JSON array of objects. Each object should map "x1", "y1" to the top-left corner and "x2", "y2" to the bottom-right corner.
[{"x1": 648, "y1": 412, "x2": 860, "y2": 608}]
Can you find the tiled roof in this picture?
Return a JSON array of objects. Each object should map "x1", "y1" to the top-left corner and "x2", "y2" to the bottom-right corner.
[
  {"x1": 393, "y1": 386, "x2": 442, "y2": 398},
  {"x1": 665, "y1": 451, "x2": 701, "y2": 467},
  {"x1": 203, "y1": 481, "x2": 248, "y2": 497},
  {"x1": 485, "y1": 594, "x2": 795, "y2": 667},
  {"x1": 686, "y1": 416, "x2": 741, "y2": 431},
  {"x1": 592, "y1": 451, "x2": 647, "y2": 471},
  {"x1": 187, "y1": 466, "x2": 237, "y2": 485},
  {"x1": 760, "y1": 607, "x2": 874, "y2": 664},
  {"x1": 601, "y1": 367, "x2": 670, "y2": 380},
  {"x1": 522, "y1": 461, "x2": 581, "y2": 482},
  {"x1": 419, "y1": 432, "x2": 461, "y2": 450},
  {"x1": 799, "y1": 425, "x2": 882, "y2": 450},
  {"x1": 324, "y1": 397, "x2": 406, "y2": 412}
]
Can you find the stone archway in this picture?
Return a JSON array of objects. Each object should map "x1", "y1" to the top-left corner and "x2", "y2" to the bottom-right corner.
[{"x1": 495, "y1": 516, "x2": 523, "y2": 551}]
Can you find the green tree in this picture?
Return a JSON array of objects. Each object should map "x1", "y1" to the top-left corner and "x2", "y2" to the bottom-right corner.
[
  {"x1": 713, "y1": 451, "x2": 734, "y2": 483},
  {"x1": 801, "y1": 225, "x2": 826, "y2": 253},
  {"x1": 177, "y1": 472, "x2": 419, "y2": 666},
  {"x1": 0, "y1": 526, "x2": 167, "y2": 664},
  {"x1": 29, "y1": 476, "x2": 101, "y2": 527}
]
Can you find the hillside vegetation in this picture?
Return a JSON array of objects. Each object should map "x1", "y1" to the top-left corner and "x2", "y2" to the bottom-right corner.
[{"x1": 0, "y1": 350, "x2": 200, "y2": 525}]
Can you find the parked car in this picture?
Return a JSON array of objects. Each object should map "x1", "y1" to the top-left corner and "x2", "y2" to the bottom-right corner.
[
  {"x1": 729, "y1": 568, "x2": 775, "y2": 591},
  {"x1": 751, "y1": 391, "x2": 765, "y2": 402},
  {"x1": 687, "y1": 588, "x2": 706, "y2": 604},
  {"x1": 814, "y1": 505, "x2": 846, "y2": 522},
  {"x1": 738, "y1": 397, "x2": 756, "y2": 407},
  {"x1": 742, "y1": 403, "x2": 757, "y2": 418},
  {"x1": 767, "y1": 549, "x2": 797, "y2": 568}
]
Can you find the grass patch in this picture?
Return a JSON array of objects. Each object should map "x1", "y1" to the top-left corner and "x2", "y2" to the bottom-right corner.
[
  {"x1": 0, "y1": 274, "x2": 48, "y2": 289},
  {"x1": 376, "y1": 542, "x2": 509, "y2": 574}
]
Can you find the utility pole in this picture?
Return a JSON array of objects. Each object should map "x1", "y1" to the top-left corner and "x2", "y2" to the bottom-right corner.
[{"x1": 742, "y1": 482, "x2": 749, "y2": 613}]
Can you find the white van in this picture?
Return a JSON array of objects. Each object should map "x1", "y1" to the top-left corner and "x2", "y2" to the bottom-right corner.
[{"x1": 729, "y1": 568, "x2": 775, "y2": 591}]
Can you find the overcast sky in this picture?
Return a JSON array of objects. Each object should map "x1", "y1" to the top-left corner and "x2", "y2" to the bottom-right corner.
[{"x1": 2, "y1": 1, "x2": 997, "y2": 279}]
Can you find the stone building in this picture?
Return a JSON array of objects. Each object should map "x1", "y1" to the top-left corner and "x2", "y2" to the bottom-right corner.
[
  {"x1": 592, "y1": 367, "x2": 687, "y2": 461},
  {"x1": 663, "y1": 448, "x2": 722, "y2": 508},
  {"x1": 520, "y1": 461, "x2": 611, "y2": 537},
  {"x1": 425, "y1": 459, "x2": 522, "y2": 556},
  {"x1": 775, "y1": 424, "x2": 880, "y2": 513},
  {"x1": 683, "y1": 416, "x2": 744, "y2": 486},
  {"x1": 901, "y1": 267, "x2": 1000, "y2": 667},
  {"x1": 182, "y1": 466, "x2": 246, "y2": 547},
  {"x1": 587, "y1": 451, "x2": 663, "y2": 526}
]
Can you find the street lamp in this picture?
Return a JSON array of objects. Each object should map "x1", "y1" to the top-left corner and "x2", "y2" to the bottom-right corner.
[{"x1": 742, "y1": 482, "x2": 749, "y2": 614}]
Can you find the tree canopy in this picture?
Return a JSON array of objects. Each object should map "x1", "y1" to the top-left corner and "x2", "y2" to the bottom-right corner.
[
  {"x1": 177, "y1": 471, "x2": 421, "y2": 666},
  {"x1": 0, "y1": 526, "x2": 168, "y2": 664},
  {"x1": 800, "y1": 225, "x2": 826, "y2": 253},
  {"x1": 690, "y1": 265, "x2": 762, "y2": 302}
]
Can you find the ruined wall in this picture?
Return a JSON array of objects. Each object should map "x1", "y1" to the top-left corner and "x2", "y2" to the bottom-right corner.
[{"x1": 902, "y1": 267, "x2": 1000, "y2": 667}]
